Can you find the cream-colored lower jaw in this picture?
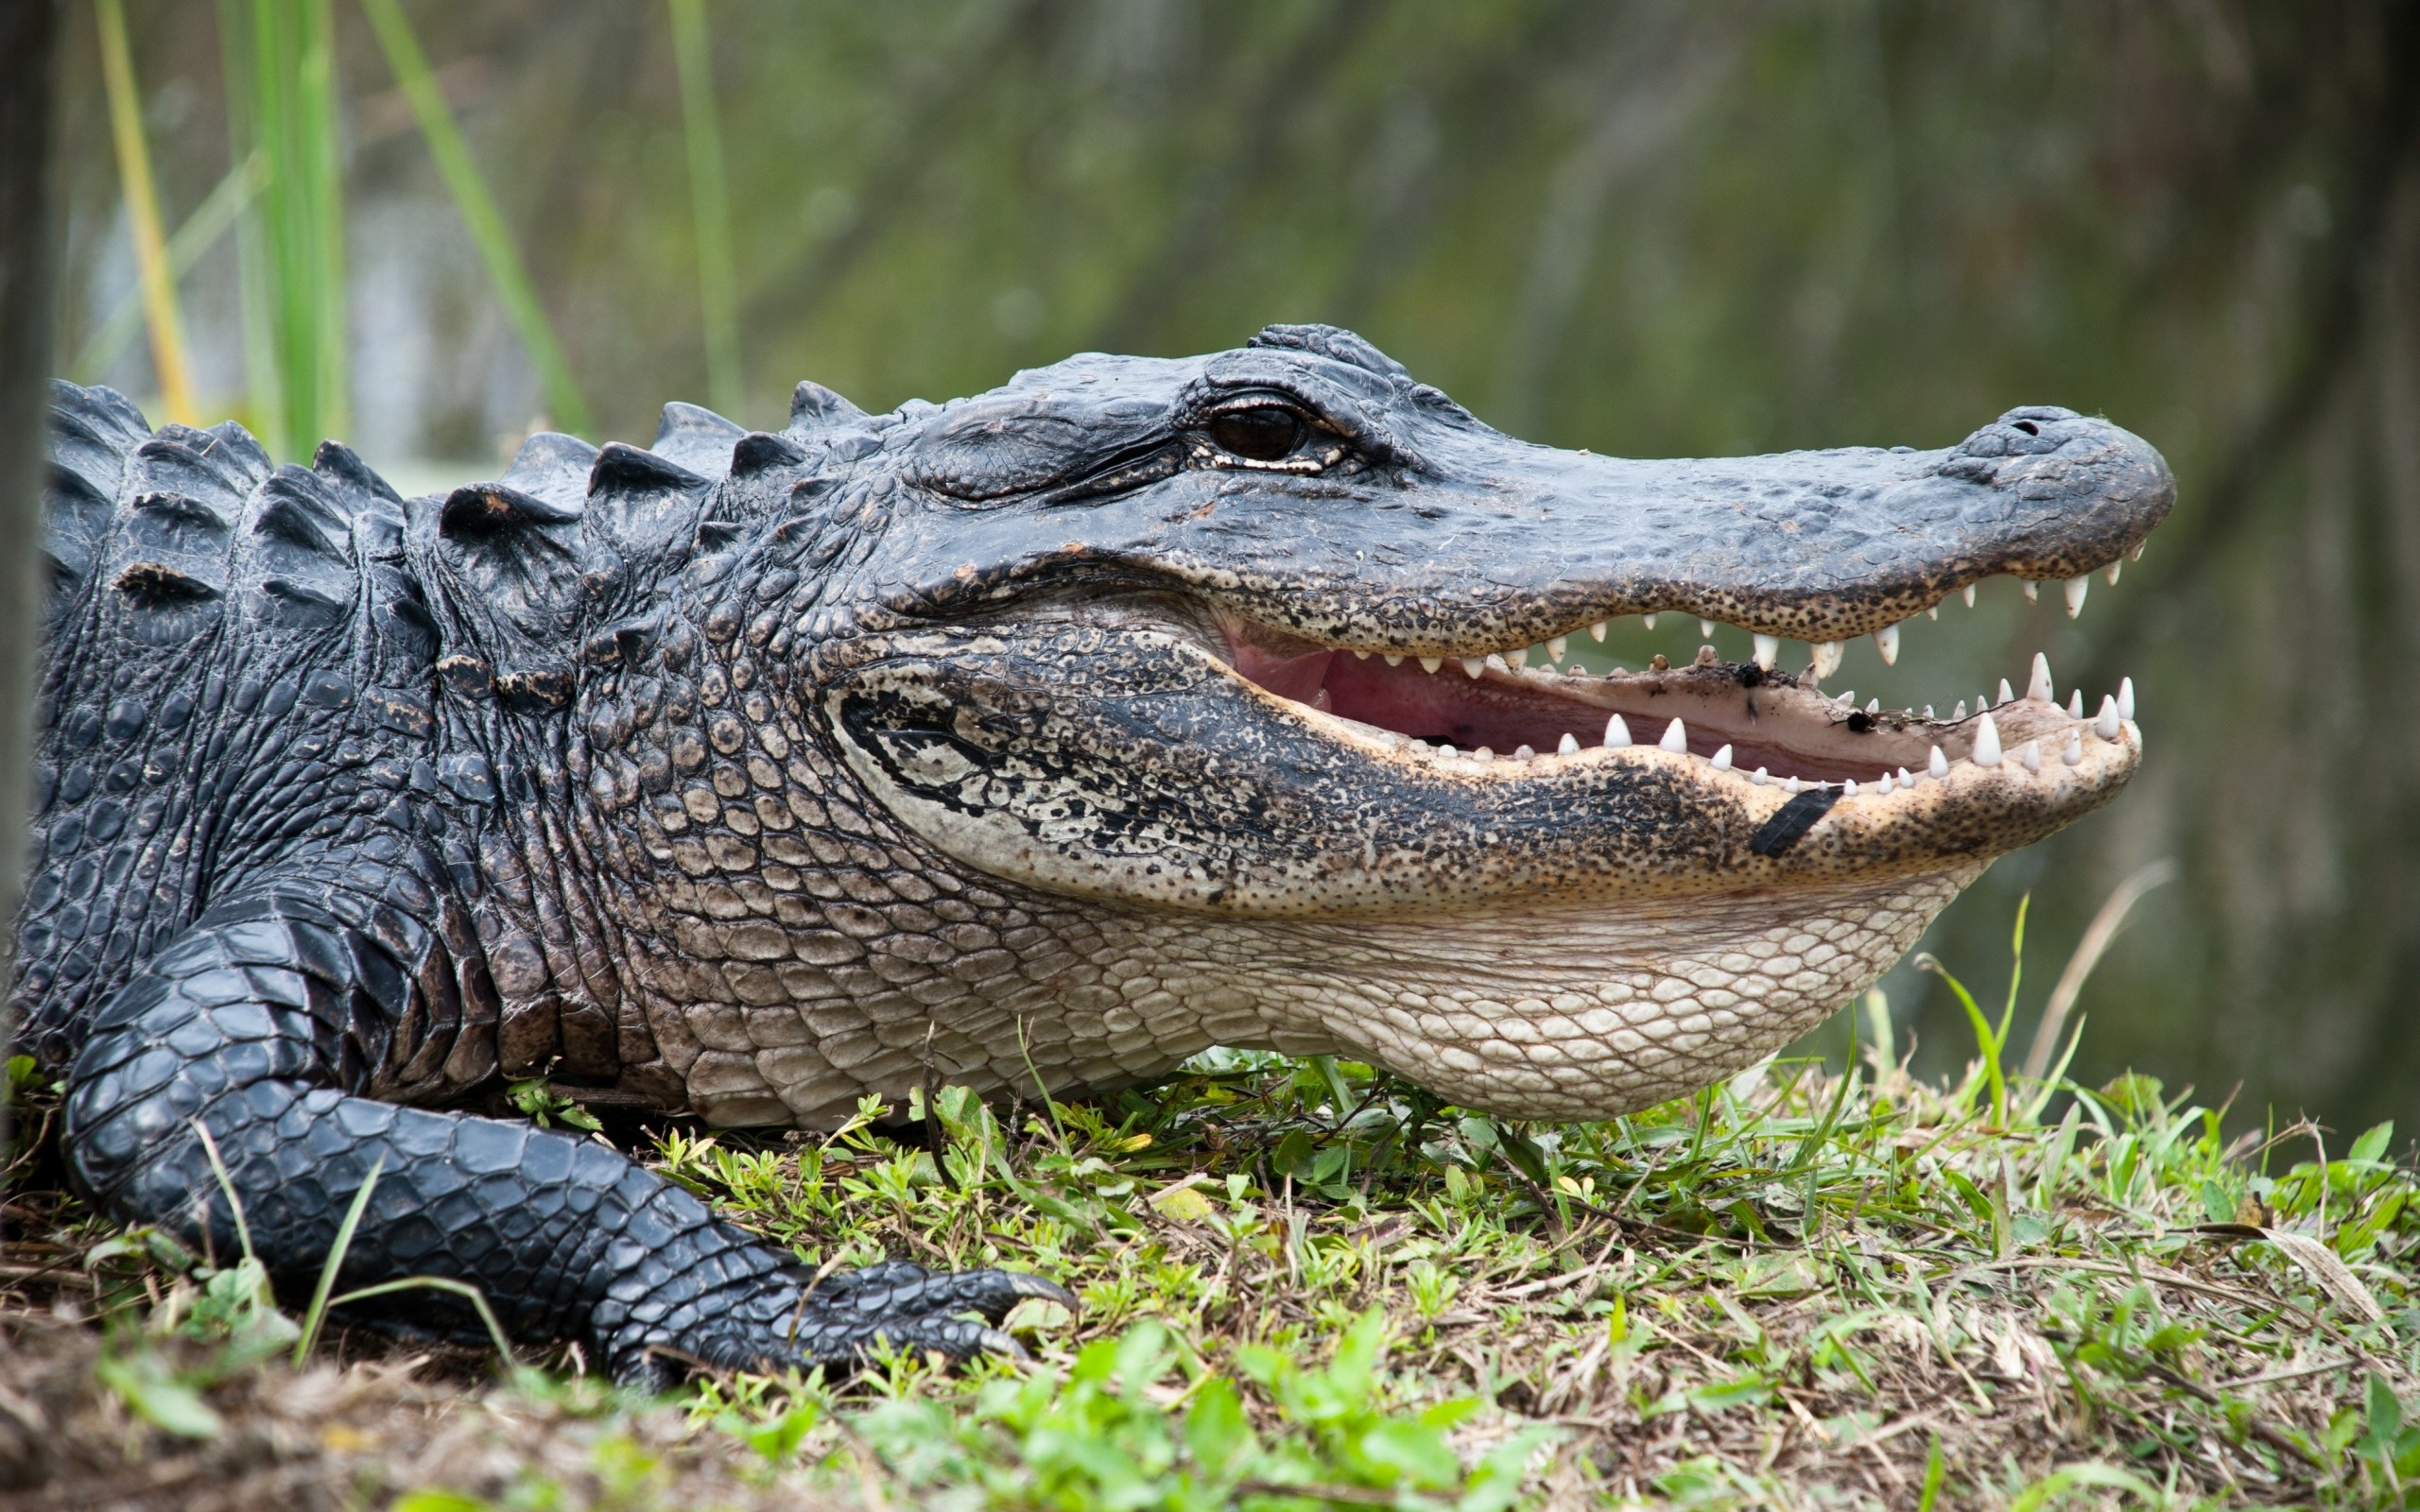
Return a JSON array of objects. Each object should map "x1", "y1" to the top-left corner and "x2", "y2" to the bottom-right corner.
[
  {"x1": 678, "y1": 864, "x2": 1979, "y2": 1129},
  {"x1": 1203, "y1": 863, "x2": 1982, "y2": 1120}
]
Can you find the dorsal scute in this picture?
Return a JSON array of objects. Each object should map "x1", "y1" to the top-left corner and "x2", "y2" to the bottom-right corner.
[
  {"x1": 441, "y1": 481, "x2": 584, "y2": 537},
  {"x1": 651, "y1": 402, "x2": 744, "y2": 477},
  {"x1": 500, "y1": 431, "x2": 599, "y2": 512},
  {"x1": 424, "y1": 477, "x2": 599, "y2": 657},
  {"x1": 583, "y1": 441, "x2": 715, "y2": 570},
  {"x1": 238, "y1": 464, "x2": 358, "y2": 631},
  {"x1": 788, "y1": 379, "x2": 867, "y2": 434}
]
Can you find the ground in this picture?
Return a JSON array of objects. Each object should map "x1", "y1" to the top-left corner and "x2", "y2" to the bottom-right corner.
[{"x1": 5, "y1": 930, "x2": 2419, "y2": 1510}]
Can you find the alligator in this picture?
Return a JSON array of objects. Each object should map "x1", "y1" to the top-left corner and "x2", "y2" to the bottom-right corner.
[{"x1": 13, "y1": 324, "x2": 2169, "y2": 1382}]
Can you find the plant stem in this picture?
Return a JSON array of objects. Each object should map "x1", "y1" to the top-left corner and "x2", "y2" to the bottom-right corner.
[
  {"x1": 669, "y1": 0, "x2": 743, "y2": 419},
  {"x1": 94, "y1": 0, "x2": 197, "y2": 424},
  {"x1": 357, "y1": 0, "x2": 591, "y2": 437}
]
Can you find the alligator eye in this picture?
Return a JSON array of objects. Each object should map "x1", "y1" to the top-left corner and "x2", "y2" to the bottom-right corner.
[{"x1": 1209, "y1": 406, "x2": 1304, "y2": 462}]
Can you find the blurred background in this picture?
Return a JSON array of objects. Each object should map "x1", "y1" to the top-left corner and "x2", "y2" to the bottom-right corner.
[{"x1": 44, "y1": 2, "x2": 2420, "y2": 1133}]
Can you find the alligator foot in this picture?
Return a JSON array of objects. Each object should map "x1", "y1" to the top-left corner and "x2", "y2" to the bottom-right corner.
[{"x1": 624, "y1": 1258, "x2": 1076, "y2": 1389}]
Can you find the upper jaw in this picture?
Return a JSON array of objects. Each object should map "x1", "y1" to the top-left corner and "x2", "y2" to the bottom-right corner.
[
  {"x1": 1209, "y1": 613, "x2": 2141, "y2": 847},
  {"x1": 1042, "y1": 404, "x2": 2175, "y2": 656}
]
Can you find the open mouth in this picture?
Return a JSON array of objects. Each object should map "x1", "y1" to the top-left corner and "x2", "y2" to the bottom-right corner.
[{"x1": 1216, "y1": 580, "x2": 2139, "y2": 799}]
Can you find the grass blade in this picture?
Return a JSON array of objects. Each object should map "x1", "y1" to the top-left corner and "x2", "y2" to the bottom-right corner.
[
  {"x1": 669, "y1": 0, "x2": 743, "y2": 419},
  {"x1": 70, "y1": 152, "x2": 267, "y2": 384},
  {"x1": 357, "y1": 0, "x2": 591, "y2": 437},
  {"x1": 187, "y1": 1118, "x2": 256, "y2": 1266},
  {"x1": 293, "y1": 1153, "x2": 384, "y2": 1365},
  {"x1": 2019, "y1": 859, "x2": 2176, "y2": 1081},
  {"x1": 95, "y1": 0, "x2": 197, "y2": 424},
  {"x1": 326, "y1": 1276, "x2": 518, "y2": 1369}
]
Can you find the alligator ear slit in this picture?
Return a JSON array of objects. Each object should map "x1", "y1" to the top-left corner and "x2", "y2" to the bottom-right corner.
[{"x1": 440, "y1": 483, "x2": 583, "y2": 538}]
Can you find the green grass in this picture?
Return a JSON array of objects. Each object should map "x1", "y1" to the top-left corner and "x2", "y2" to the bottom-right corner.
[{"x1": 11, "y1": 990, "x2": 2420, "y2": 1510}]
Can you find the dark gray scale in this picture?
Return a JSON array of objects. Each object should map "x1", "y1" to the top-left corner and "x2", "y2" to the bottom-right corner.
[{"x1": 22, "y1": 381, "x2": 1062, "y2": 1386}]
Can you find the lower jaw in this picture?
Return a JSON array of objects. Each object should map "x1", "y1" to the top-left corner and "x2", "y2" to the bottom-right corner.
[{"x1": 1197, "y1": 862, "x2": 1980, "y2": 1120}]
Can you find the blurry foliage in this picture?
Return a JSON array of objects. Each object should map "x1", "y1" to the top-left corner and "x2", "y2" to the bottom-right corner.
[{"x1": 44, "y1": 1, "x2": 2420, "y2": 1130}]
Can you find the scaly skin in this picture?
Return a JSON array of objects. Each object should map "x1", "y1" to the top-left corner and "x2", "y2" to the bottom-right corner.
[{"x1": 14, "y1": 325, "x2": 2170, "y2": 1376}]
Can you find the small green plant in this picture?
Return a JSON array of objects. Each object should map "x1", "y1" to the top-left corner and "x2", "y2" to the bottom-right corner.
[{"x1": 507, "y1": 1074, "x2": 605, "y2": 1133}]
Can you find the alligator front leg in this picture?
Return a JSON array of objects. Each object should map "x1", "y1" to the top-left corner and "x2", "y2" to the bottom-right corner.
[{"x1": 61, "y1": 891, "x2": 1067, "y2": 1384}]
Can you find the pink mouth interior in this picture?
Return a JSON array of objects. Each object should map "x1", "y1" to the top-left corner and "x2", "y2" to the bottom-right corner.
[{"x1": 1222, "y1": 628, "x2": 1941, "y2": 785}]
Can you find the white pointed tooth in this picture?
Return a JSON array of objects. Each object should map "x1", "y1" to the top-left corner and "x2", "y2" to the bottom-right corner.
[
  {"x1": 1875, "y1": 623, "x2": 1901, "y2": 665},
  {"x1": 1642, "y1": 612, "x2": 1659, "y2": 629},
  {"x1": 1474, "y1": 747, "x2": 1494, "y2": 763},
  {"x1": 1700, "y1": 618, "x2": 1717, "y2": 638},
  {"x1": 1865, "y1": 698, "x2": 1879, "y2": 714},
  {"x1": 1384, "y1": 653, "x2": 1403, "y2": 666},
  {"x1": 1928, "y1": 745, "x2": 1948, "y2": 779},
  {"x1": 2027, "y1": 652, "x2": 2053, "y2": 703},
  {"x1": 1436, "y1": 742, "x2": 1456, "y2": 757},
  {"x1": 2131, "y1": 542, "x2": 2145, "y2": 561},
  {"x1": 1876, "y1": 773, "x2": 1893, "y2": 794},
  {"x1": 1972, "y1": 713, "x2": 2002, "y2": 766},
  {"x1": 2105, "y1": 558, "x2": 2122, "y2": 586},
  {"x1": 1812, "y1": 641, "x2": 1844, "y2": 680},
  {"x1": 2062, "y1": 732, "x2": 2083, "y2": 765},
  {"x1": 1784, "y1": 776, "x2": 1803, "y2": 795},
  {"x1": 2095, "y1": 696, "x2": 2119, "y2": 741},
  {"x1": 1834, "y1": 690, "x2": 1855, "y2": 709},
  {"x1": 1752, "y1": 766, "x2": 1769, "y2": 785},
  {"x1": 1589, "y1": 621, "x2": 1608, "y2": 642},
  {"x1": 2020, "y1": 739, "x2": 2041, "y2": 772},
  {"x1": 2066, "y1": 690, "x2": 2083, "y2": 718},
  {"x1": 1712, "y1": 744, "x2": 1733, "y2": 771},
  {"x1": 1546, "y1": 635, "x2": 1566, "y2": 662},
  {"x1": 1996, "y1": 679, "x2": 2014, "y2": 706},
  {"x1": 1962, "y1": 583, "x2": 1977, "y2": 608},
  {"x1": 1352, "y1": 647, "x2": 1369, "y2": 659},
  {"x1": 1461, "y1": 657, "x2": 1486, "y2": 678},
  {"x1": 1927, "y1": 605, "x2": 1939, "y2": 620},
  {"x1": 1508, "y1": 646, "x2": 1529, "y2": 667},
  {"x1": 1513, "y1": 744, "x2": 1533, "y2": 760},
  {"x1": 1419, "y1": 656, "x2": 1442, "y2": 674},
  {"x1": 1753, "y1": 633, "x2": 1779, "y2": 669},
  {"x1": 1841, "y1": 779, "x2": 1858, "y2": 798},
  {"x1": 2117, "y1": 677, "x2": 2135, "y2": 721},
  {"x1": 1659, "y1": 718, "x2": 1689, "y2": 754},
  {"x1": 1898, "y1": 766, "x2": 1914, "y2": 786},
  {"x1": 2064, "y1": 575, "x2": 2089, "y2": 618},
  {"x1": 1556, "y1": 731, "x2": 1579, "y2": 755},
  {"x1": 1923, "y1": 704, "x2": 1935, "y2": 719},
  {"x1": 2022, "y1": 580, "x2": 2039, "y2": 603},
  {"x1": 1604, "y1": 713, "x2": 1633, "y2": 747},
  {"x1": 1951, "y1": 700, "x2": 1966, "y2": 720}
]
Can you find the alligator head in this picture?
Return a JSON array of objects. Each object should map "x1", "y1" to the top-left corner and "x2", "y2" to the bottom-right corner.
[
  {"x1": 493, "y1": 324, "x2": 2169, "y2": 1124},
  {"x1": 698, "y1": 323, "x2": 2166, "y2": 1122}
]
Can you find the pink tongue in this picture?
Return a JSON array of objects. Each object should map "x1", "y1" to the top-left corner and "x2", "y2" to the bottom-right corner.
[{"x1": 1229, "y1": 642, "x2": 1336, "y2": 709}]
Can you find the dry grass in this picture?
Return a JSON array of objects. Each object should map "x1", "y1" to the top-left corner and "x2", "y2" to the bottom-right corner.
[{"x1": 5, "y1": 988, "x2": 2418, "y2": 1510}]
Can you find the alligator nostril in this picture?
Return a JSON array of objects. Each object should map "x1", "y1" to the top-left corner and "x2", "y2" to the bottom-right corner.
[{"x1": 2012, "y1": 420, "x2": 2040, "y2": 437}]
